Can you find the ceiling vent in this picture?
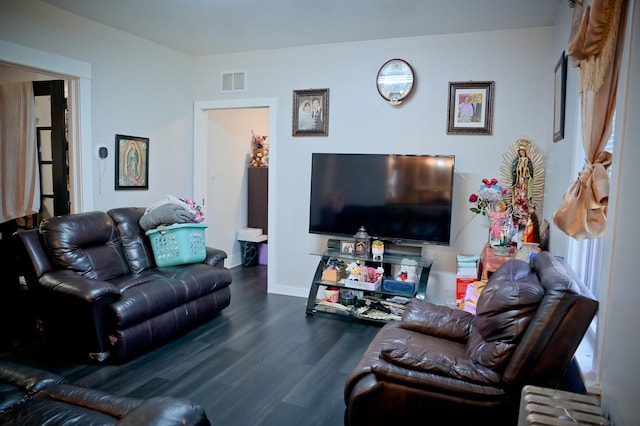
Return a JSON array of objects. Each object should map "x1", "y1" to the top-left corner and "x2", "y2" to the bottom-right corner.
[{"x1": 221, "y1": 71, "x2": 246, "y2": 92}]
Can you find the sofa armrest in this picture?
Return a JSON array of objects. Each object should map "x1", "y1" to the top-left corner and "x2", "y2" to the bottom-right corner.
[
  {"x1": 204, "y1": 247, "x2": 227, "y2": 267},
  {"x1": 0, "y1": 360, "x2": 67, "y2": 394},
  {"x1": 117, "y1": 397, "x2": 211, "y2": 426},
  {"x1": 39, "y1": 384, "x2": 209, "y2": 424},
  {"x1": 39, "y1": 270, "x2": 120, "y2": 303},
  {"x1": 14, "y1": 228, "x2": 55, "y2": 288},
  {"x1": 400, "y1": 299, "x2": 473, "y2": 342}
]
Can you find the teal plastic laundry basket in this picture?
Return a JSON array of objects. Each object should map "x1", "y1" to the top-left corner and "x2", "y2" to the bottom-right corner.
[{"x1": 146, "y1": 223, "x2": 207, "y2": 267}]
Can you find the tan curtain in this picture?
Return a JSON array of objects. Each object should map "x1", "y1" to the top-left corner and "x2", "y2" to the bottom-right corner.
[
  {"x1": 553, "y1": 0, "x2": 627, "y2": 240},
  {"x1": 0, "y1": 82, "x2": 40, "y2": 223}
]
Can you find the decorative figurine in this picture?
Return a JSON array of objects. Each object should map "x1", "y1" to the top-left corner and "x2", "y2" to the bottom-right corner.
[
  {"x1": 354, "y1": 226, "x2": 371, "y2": 258},
  {"x1": 500, "y1": 135, "x2": 545, "y2": 221},
  {"x1": 371, "y1": 239, "x2": 384, "y2": 260},
  {"x1": 489, "y1": 200, "x2": 509, "y2": 245},
  {"x1": 346, "y1": 261, "x2": 362, "y2": 281}
]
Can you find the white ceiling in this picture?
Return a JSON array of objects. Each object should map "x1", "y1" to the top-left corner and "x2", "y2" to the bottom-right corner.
[{"x1": 41, "y1": 0, "x2": 564, "y2": 56}]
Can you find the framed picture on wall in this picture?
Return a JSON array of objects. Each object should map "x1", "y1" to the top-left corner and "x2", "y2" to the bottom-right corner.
[
  {"x1": 115, "y1": 134, "x2": 149, "y2": 190},
  {"x1": 553, "y1": 51, "x2": 567, "y2": 142},
  {"x1": 447, "y1": 81, "x2": 495, "y2": 135},
  {"x1": 292, "y1": 88, "x2": 329, "y2": 136}
]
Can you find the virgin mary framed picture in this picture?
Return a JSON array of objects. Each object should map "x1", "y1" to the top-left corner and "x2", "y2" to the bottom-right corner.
[{"x1": 115, "y1": 134, "x2": 149, "y2": 190}]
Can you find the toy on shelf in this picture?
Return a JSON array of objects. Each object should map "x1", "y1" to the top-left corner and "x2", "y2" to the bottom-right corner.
[{"x1": 371, "y1": 239, "x2": 384, "y2": 260}]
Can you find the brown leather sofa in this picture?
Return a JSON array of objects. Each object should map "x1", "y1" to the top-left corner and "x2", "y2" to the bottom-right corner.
[
  {"x1": 15, "y1": 207, "x2": 232, "y2": 361},
  {"x1": 344, "y1": 251, "x2": 598, "y2": 425},
  {"x1": 0, "y1": 359, "x2": 210, "y2": 425}
]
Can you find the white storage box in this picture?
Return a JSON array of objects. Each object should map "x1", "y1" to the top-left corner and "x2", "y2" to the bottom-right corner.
[
  {"x1": 341, "y1": 277, "x2": 382, "y2": 291},
  {"x1": 237, "y1": 227, "x2": 263, "y2": 240}
]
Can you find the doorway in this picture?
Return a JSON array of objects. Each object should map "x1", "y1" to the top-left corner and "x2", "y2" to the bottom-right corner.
[
  {"x1": 193, "y1": 98, "x2": 277, "y2": 292},
  {"x1": 0, "y1": 40, "x2": 94, "y2": 213}
]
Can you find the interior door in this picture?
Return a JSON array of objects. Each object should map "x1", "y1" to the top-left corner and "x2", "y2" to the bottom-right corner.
[{"x1": 32, "y1": 80, "x2": 69, "y2": 222}]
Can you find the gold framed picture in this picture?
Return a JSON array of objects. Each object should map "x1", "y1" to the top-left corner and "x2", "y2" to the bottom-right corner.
[{"x1": 447, "y1": 81, "x2": 495, "y2": 135}]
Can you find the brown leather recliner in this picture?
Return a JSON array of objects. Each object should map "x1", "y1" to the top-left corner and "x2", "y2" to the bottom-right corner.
[
  {"x1": 344, "y1": 251, "x2": 598, "y2": 426},
  {"x1": 14, "y1": 207, "x2": 232, "y2": 361}
]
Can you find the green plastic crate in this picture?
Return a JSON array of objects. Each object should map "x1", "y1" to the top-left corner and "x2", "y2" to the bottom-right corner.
[{"x1": 146, "y1": 223, "x2": 207, "y2": 267}]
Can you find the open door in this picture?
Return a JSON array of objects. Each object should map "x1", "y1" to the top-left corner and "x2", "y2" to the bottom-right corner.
[{"x1": 32, "y1": 80, "x2": 70, "y2": 222}]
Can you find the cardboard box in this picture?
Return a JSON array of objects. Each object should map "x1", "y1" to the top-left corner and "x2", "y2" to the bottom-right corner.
[{"x1": 322, "y1": 267, "x2": 346, "y2": 283}]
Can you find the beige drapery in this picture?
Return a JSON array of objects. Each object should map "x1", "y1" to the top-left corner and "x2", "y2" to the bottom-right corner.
[
  {"x1": 553, "y1": 0, "x2": 627, "y2": 240},
  {"x1": 0, "y1": 82, "x2": 40, "y2": 223}
]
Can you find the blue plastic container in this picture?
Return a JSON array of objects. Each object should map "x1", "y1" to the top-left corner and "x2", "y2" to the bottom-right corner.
[{"x1": 145, "y1": 223, "x2": 207, "y2": 267}]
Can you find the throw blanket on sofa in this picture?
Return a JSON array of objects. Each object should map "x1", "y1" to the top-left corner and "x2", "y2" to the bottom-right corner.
[{"x1": 139, "y1": 194, "x2": 205, "y2": 231}]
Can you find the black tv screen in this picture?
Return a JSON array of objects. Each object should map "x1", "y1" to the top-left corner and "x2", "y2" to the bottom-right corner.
[{"x1": 309, "y1": 153, "x2": 455, "y2": 245}]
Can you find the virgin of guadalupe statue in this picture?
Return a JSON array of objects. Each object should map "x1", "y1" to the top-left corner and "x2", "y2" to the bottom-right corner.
[
  {"x1": 500, "y1": 136, "x2": 545, "y2": 222},
  {"x1": 512, "y1": 147, "x2": 534, "y2": 218}
]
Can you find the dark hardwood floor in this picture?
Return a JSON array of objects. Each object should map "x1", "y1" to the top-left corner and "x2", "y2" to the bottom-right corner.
[{"x1": 1, "y1": 265, "x2": 381, "y2": 426}]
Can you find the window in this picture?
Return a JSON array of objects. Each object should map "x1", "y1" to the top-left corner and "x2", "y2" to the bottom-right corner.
[
  {"x1": 569, "y1": 114, "x2": 615, "y2": 308},
  {"x1": 567, "y1": 114, "x2": 615, "y2": 386}
]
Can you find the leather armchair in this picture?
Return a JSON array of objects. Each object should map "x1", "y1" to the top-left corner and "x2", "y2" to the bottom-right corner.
[{"x1": 344, "y1": 251, "x2": 598, "y2": 426}]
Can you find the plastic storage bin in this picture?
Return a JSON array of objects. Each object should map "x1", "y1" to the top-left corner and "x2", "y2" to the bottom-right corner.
[{"x1": 146, "y1": 223, "x2": 207, "y2": 267}]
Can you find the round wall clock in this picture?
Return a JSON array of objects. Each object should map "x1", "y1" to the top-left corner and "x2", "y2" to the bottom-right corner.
[{"x1": 376, "y1": 58, "x2": 415, "y2": 106}]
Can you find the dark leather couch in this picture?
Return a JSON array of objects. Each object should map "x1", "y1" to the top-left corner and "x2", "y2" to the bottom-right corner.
[
  {"x1": 344, "y1": 251, "x2": 598, "y2": 425},
  {"x1": 0, "y1": 359, "x2": 210, "y2": 425},
  {"x1": 15, "y1": 207, "x2": 232, "y2": 361}
]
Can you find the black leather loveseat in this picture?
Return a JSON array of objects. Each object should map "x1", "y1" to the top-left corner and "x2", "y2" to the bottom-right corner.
[
  {"x1": 0, "y1": 359, "x2": 211, "y2": 425},
  {"x1": 15, "y1": 207, "x2": 232, "y2": 361},
  {"x1": 344, "y1": 252, "x2": 598, "y2": 425}
]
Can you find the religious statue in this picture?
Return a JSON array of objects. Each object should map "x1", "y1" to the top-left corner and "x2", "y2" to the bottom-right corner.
[{"x1": 500, "y1": 136, "x2": 545, "y2": 222}]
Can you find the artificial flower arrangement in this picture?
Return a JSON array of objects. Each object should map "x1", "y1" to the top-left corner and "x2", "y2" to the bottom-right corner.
[{"x1": 468, "y1": 178, "x2": 509, "y2": 216}]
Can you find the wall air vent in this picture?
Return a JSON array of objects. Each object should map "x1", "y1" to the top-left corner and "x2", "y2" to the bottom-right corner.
[{"x1": 221, "y1": 71, "x2": 246, "y2": 92}]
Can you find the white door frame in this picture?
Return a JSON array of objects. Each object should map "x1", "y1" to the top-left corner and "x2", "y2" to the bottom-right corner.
[
  {"x1": 194, "y1": 98, "x2": 277, "y2": 292},
  {"x1": 0, "y1": 40, "x2": 93, "y2": 213}
]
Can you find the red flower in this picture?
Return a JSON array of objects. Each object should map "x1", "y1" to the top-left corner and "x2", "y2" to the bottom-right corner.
[{"x1": 469, "y1": 194, "x2": 479, "y2": 203}]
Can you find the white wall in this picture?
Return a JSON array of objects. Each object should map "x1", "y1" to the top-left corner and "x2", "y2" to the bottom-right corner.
[
  {"x1": 546, "y1": 4, "x2": 583, "y2": 258},
  {"x1": 194, "y1": 27, "x2": 554, "y2": 298},
  {"x1": 0, "y1": 0, "x2": 196, "y2": 211}
]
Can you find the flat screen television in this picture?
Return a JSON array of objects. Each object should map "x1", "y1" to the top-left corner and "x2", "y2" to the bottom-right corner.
[{"x1": 309, "y1": 153, "x2": 455, "y2": 245}]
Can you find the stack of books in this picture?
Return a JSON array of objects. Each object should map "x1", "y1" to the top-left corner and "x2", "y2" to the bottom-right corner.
[{"x1": 456, "y1": 254, "x2": 480, "y2": 308}]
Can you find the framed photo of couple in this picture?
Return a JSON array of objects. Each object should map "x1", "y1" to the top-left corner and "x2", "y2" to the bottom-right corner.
[
  {"x1": 292, "y1": 88, "x2": 329, "y2": 136},
  {"x1": 447, "y1": 81, "x2": 495, "y2": 135}
]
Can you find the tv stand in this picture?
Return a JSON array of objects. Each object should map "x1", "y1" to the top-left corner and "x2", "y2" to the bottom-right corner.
[{"x1": 306, "y1": 242, "x2": 433, "y2": 324}]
